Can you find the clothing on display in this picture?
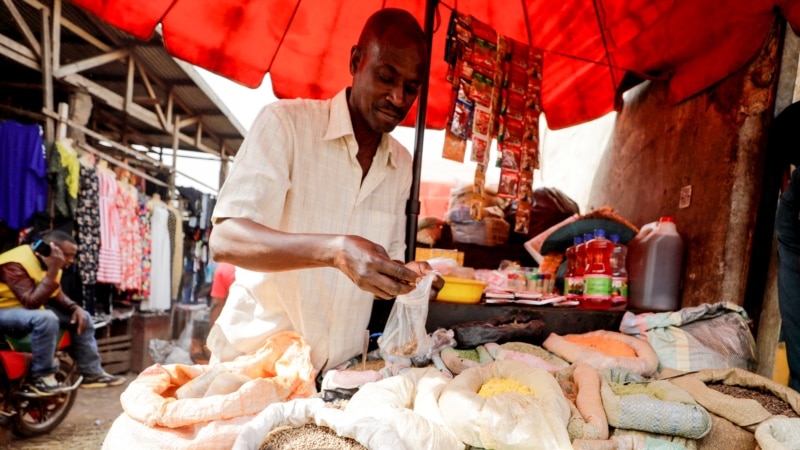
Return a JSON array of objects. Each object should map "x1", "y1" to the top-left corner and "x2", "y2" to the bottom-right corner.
[{"x1": 0, "y1": 120, "x2": 47, "y2": 231}]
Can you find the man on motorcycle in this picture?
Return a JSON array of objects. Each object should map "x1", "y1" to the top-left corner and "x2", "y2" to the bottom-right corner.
[{"x1": 0, "y1": 230, "x2": 125, "y2": 395}]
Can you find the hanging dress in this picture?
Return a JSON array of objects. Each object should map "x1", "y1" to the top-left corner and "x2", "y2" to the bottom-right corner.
[{"x1": 96, "y1": 168, "x2": 122, "y2": 285}]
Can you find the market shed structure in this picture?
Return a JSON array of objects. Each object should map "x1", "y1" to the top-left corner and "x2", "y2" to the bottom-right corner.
[{"x1": 0, "y1": 0, "x2": 246, "y2": 195}]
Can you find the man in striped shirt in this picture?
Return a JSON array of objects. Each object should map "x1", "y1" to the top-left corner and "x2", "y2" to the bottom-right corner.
[{"x1": 208, "y1": 8, "x2": 442, "y2": 374}]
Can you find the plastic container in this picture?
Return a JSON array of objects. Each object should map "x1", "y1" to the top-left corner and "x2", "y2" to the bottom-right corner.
[
  {"x1": 627, "y1": 216, "x2": 684, "y2": 312},
  {"x1": 564, "y1": 236, "x2": 583, "y2": 300},
  {"x1": 582, "y1": 229, "x2": 613, "y2": 309},
  {"x1": 609, "y1": 234, "x2": 628, "y2": 307},
  {"x1": 436, "y1": 276, "x2": 488, "y2": 304}
]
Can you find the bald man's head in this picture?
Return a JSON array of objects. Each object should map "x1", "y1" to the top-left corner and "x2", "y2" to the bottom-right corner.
[{"x1": 348, "y1": 9, "x2": 429, "y2": 134}]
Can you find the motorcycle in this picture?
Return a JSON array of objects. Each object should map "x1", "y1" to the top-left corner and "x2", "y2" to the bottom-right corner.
[{"x1": 0, "y1": 329, "x2": 82, "y2": 441}]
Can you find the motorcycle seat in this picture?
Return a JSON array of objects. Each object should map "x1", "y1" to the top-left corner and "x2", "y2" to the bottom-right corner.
[{"x1": 1, "y1": 329, "x2": 70, "y2": 353}]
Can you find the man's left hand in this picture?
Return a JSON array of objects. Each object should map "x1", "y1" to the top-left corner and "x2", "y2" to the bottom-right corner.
[{"x1": 70, "y1": 307, "x2": 88, "y2": 334}]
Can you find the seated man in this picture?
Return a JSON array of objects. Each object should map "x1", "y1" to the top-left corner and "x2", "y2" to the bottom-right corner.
[{"x1": 0, "y1": 230, "x2": 125, "y2": 395}]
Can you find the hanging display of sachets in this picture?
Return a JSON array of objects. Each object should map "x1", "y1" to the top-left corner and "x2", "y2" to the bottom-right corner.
[{"x1": 442, "y1": 11, "x2": 543, "y2": 234}]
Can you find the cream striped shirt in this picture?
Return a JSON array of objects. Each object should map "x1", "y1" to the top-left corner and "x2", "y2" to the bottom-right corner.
[{"x1": 207, "y1": 89, "x2": 412, "y2": 372}]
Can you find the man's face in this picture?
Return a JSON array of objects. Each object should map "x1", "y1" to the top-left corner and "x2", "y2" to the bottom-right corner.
[
  {"x1": 350, "y1": 35, "x2": 427, "y2": 134},
  {"x1": 54, "y1": 241, "x2": 77, "y2": 269}
]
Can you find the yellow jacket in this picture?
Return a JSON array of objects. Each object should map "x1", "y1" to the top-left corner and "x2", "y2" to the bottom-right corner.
[{"x1": 0, "y1": 245, "x2": 62, "y2": 309}]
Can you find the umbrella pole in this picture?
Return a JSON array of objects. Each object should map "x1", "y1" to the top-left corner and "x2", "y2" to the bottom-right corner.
[{"x1": 405, "y1": 0, "x2": 438, "y2": 263}]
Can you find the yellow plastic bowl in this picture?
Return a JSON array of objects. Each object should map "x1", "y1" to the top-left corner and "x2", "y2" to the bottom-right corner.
[{"x1": 436, "y1": 276, "x2": 488, "y2": 304}]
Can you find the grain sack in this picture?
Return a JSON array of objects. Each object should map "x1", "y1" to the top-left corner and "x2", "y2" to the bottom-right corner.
[
  {"x1": 543, "y1": 330, "x2": 659, "y2": 377},
  {"x1": 600, "y1": 368, "x2": 712, "y2": 439},
  {"x1": 259, "y1": 423, "x2": 366, "y2": 450},
  {"x1": 103, "y1": 331, "x2": 315, "y2": 450},
  {"x1": 619, "y1": 301, "x2": 757, "y2": 372},
  {"x1": 233, "y1": 398, "x2": 404, "y2": 450},
  {"x1": 485, "y1": 342, "x2": 568, "y2": 373},
  {"x1": 344, "y1": 367, "x2": 463, "y2": 450},
  {"x1": 439, "y1": 360, "x2": 572, "y2": 450},
  {"x1": 664, "y1": 367, "x2": 800, "y2": 449},
  {"x1": 754, "y1": 417, "x2": 800, "y2": 450},
  {"x1": 554, "y1": 363, "x2": 608, "y2": 441}
]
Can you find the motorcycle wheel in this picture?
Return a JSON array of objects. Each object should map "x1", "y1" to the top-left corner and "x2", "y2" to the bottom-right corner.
[{"x1": 12, "y1": 357, "x2": 79, "y2": 438}]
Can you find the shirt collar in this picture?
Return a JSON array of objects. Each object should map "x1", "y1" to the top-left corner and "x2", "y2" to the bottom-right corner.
[{"x1": 324, "y1": 88, "x2": 398, "y2": 169}]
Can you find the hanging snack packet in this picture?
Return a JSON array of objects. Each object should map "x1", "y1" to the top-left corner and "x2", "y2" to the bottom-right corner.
[{"x1": 378, "y1": 273, "x2": 437, "y2": 358}]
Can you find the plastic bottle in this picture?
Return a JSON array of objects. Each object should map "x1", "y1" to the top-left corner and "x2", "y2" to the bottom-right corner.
[
  {"x1": 564, "y1": 236, "x2": 583, "y2": 300},
  {"x1": 627, "y1": 216, "x2": 684, "y2": 312},
  {"x1": 609, "y1": 234, "x2": 628, "y2": 307},
  {"x1": 582, "y1": 229, "x2": 613, "y2": 309},
  {"x1": 575, "y1": 232, "x2": 593, "y2": 301}
]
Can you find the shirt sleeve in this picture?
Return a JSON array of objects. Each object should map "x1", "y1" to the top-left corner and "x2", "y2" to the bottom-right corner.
[
  {"x1": 0, "y1": 262, "x2": 59, "y2": 309},
  {"x1": 387, "y1": 142, "x2": 413, "y2": 261},
  {"x1": 212, "y1": 103, "x2": 293, "y2": 228}
]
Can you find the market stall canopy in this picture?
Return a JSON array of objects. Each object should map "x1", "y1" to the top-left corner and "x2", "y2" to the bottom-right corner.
[{"x1": 66, "y1": 0, "x2": 800, "y2": 130}]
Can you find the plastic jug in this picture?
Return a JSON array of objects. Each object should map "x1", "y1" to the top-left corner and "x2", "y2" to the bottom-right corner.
[{"x1": 627, "y1": 216, "x2": 684, "y2": 312}]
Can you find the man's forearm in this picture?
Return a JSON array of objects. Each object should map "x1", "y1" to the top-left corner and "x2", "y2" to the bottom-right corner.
[
  {"x1": 0, "y1": 263, "x2": 59, "y2": 309},
  {"x1": 209, "y1": 217, "x2": 340, "y2": 272}
]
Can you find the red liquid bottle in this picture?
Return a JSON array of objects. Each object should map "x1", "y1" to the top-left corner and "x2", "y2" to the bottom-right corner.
[
  {"x1": 575, "y1": 232, "x2": 593, "y2": 305},
  {"x1": 564, "y1": 236, "x2": 583, "y2": 301},
  {"x1": 582, "y1": 229, "x2": 613, "y2": 309}
]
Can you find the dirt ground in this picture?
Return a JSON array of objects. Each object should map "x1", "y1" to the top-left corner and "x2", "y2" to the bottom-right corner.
[{"x1": 2, "y1": 372, "x2": 135, "y2": 450}]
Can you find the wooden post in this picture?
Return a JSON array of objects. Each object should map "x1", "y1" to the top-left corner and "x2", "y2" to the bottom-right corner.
[
  {"x1": 170, "y1": 114, "x2": 180, "y2": 201},
  {"x1": 41, "y1": 7, "x2": 54, "y2": 144}
]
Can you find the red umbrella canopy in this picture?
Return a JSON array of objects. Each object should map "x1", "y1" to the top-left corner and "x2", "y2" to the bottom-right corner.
[{"x1": 69, "y1": 0, "x2": 800, "y2": 130}]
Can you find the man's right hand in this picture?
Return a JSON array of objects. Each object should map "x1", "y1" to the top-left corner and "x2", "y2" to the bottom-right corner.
[
  {"x1": 333, "y1": 235, "x2": 420, "y2": 300},
  {"x1": 37, "y1": 243, "x2": 65, "y2": 273}
]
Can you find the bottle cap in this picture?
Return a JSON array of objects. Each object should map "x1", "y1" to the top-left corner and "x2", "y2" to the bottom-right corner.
[
  {"x1": 594, "y1": 229, "x2": 606, "y2": 238},
  {"x1": 583, "y1": 232, "x2": 594, "y2": 241},
  {"x1": 573, "y1": 236, "x2": 583, "y2": 245},
  {"x1": 609, "y1": 234, "x2": 619, "y2": 243}
]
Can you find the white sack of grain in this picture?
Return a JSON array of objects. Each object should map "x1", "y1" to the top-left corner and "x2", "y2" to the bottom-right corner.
[
  {"x1": 439, "y1": 359, "x2": 572, "y2": 450},
  {"x1": 233, "y1": 398, "x2": 404, "y2": 450},
  {"x1": 345, "y1": 367, "x2": 464, "y2": 450}
]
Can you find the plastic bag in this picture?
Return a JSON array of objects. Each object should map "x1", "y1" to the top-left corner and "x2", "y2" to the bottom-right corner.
[{"x1": 378, "y1": 273, "x2": 436, "y2": 358}]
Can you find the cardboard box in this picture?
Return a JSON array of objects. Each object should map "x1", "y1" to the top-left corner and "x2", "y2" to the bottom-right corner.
[{"x1": 415, "y1": 247, "x2": 465, "y2": 266}]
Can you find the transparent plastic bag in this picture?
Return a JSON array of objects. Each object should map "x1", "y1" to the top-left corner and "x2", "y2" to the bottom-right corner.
[{"x1": 378, "y1": 273, "x2": 436, "y2": 358}]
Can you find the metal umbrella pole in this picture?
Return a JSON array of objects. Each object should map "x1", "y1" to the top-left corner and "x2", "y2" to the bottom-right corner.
[{"x1": 405, "y1": 0, "x2": 439, "y2": 263}]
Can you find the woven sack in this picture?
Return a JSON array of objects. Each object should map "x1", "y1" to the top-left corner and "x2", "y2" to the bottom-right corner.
[
  {"x1": 600, "y1": 368, "x2": 712, "y2": 439},
  {"x1": 543, "y1": 330, "x2": 659, "y2": 377},
  {"x1": 555, "y1": 363, "x2": 609, "y2": 441}
]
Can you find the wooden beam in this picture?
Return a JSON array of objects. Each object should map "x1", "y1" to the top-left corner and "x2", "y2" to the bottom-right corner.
[
  {"x1": 124, "y1": 56, "x2": 135, "y2": 112},
  {"x1": 195, "y1": 121, "x2": 202, "y2": 146},
  {"x1": 134, "y1": 58, "x2": 168, "y2": 130},
  {"x1": 170, "y1": 114, "x2": 179, "y2": 197},
  {"x1": 0, "y1": 33, "x2": 40, "y2": 70},
  {"x1": 41, "y1": 7, "x2": 53, "y2": 144},
  {"x1": 177, "y1": 116, "x2": 200, "y2": 129},
  {"x1": 42, "y1": 107, "x2": 169, "y2": 171},
  {"x1": 61, "y1": 72, "x2": 159, "y2": 125},
  {"x1": 166, "y1": 90, "x2": 174, "y2": 128},
  {"x1": 55, "y1": 48, "x2": 128, "y2": 78},
  {"x1": 51, "y1": 0, "x2": 60, "y2": 74},
  {"x1": 79, "y1": 142, "x2": 169, "y2": 188},
  {"x1": 56, "y1": 102, "x2": 68, "y2": 141},
  {"x1": 4, "y1": 0, "x2": 42, "y2": 57},
  {"x1": 23, "y1": 0, "x2": 112, "y2": 52}
]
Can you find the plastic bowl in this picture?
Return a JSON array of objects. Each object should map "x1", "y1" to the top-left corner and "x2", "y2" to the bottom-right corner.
[{"x1": 436, "y1": 276, "x2": 488, "y2": 304}]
